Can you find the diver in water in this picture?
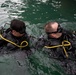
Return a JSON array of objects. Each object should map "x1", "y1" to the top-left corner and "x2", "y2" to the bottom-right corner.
[
  {"x1": 36, "y1": 21, "x2": 76, "y2": 75},
  {"x1": 0, "y1": 19, "x2": 31, "y2": 55}
]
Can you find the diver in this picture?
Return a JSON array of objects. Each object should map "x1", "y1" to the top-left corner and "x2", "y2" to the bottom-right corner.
[
  {"x1": 0, "y1": 19, "x2": 31, "y2": 55},
  {"x1": 36, "y1": 21, "x2": 76, "y2": 75}
]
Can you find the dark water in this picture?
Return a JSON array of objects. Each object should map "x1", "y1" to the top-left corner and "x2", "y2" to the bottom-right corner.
[{"x1": 0, "y1": 0, "x2": 76, "y2": 75}]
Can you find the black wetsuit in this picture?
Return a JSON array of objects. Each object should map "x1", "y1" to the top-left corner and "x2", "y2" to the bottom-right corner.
[
  {"x1": 36, "y1": 30, "x2": 76, "y2": 75},
  {"x1": 0, "y1": 29, "x2": 31, "y2": 55}
]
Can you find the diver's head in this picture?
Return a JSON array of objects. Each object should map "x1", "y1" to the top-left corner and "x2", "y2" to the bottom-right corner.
[
  {"x1": 44, "y1": 22, "x2": 63, "y2": 38},
  {"x1": 10, "y1": 19, "x2": 26, "y2": 37}
]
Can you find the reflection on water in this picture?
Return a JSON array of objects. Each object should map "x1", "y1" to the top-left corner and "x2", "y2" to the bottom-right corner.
[
  {"x1": 0, "y1": 8, "x2": 9, "y2": 26},
  {"x1": 0, "y1": 0, "x2": 76, "y2": 24},
  {"x1": 1, "y1": 0, "x2": 26, "y2": 19},
  {"x1": 0, "y1": 0, "x2": 76, "y2": 75}
]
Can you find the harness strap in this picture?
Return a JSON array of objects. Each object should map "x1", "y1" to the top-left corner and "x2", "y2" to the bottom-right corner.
[
  {"x1": 0, "y1": 34, "x2": 28, "y2": 48},
  {"x1": 44, "y1": 40, "x2": 71, "y2": 58}
]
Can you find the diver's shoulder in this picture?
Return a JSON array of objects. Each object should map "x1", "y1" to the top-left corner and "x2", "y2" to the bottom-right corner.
[{"x1": 62, "y1": 29, "x2": 76, "y2": 38}]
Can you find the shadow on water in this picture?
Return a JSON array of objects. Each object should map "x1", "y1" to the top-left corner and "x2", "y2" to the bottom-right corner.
[{"x1": 0, "y1": 0, "x2": 76, "y2": 75}]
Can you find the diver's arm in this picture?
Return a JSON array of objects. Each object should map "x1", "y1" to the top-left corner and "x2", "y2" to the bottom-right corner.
[
  {"x1": 0, "y1": 32, "x2": 8, "y2": 47},
  {"x1": 71, "y1": 36, "x2": 76, "y2": 49},
  {"x1": 68, "y1": 33, "x2": 76, "y2": 53},
  {"x1": 0, "y1": 39, "x2": 8, "y2": 46},
  {"x1": 24, "y1": 36, "x2": 33, "y2": 56},
  {"x1": 35, "y1": 36, "x2": 46, "y2": 50}
]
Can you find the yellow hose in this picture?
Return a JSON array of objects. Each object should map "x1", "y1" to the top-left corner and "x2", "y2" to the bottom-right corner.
[
  {"x1": 0, "y1": 33, "x2": 71, "y2": 57},
  {"x1": 0, "y1": 34, "x2": 28, "y2": 48},
  {"x1": 44, "y1": 40, "x2": 71, "y2": 58}
]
